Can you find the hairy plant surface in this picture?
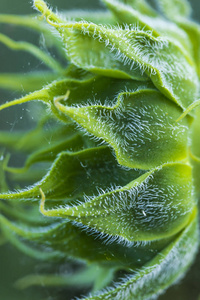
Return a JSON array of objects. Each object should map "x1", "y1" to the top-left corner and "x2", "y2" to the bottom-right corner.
[{"x1": 0, "y1": 0, "x2": 200, "y2": 299}]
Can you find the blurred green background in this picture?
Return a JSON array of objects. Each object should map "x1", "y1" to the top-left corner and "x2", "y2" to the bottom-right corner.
[{"x1": 0, "y1": 1, "x2": 200, "y2": 300}]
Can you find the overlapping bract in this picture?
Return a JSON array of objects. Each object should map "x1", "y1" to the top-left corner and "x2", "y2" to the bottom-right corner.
[{"x1": 0, "y1": 0, "x2": 199, "y2": 299}]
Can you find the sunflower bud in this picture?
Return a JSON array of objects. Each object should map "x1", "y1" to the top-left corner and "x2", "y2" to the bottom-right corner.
[{"x1": 0, "y1": 0, "x2": 199, "y2": 299}]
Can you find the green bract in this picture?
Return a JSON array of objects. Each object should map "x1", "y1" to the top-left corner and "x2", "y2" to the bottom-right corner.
[{"x1": 0, "y1": 0, "x2": 199, "y2": 299}]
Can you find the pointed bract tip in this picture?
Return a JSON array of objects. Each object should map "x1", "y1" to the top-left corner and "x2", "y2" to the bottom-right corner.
[{"x1": 33, "y1": 0, "x2": 48, "y2": 13}]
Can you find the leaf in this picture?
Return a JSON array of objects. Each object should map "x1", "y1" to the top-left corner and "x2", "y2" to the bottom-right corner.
[
  {"x1": 34, "y1": 0, "x2": 199, "y2": 110},
  {"x1": 0, "y1": 73, "x2": 152, "y2": 123},
  {"x1": 103, "y1": 0, "x2": 193, "y2": 56},
  {"x1": 114, "y1": 0, "x2": 157, "y2": 17},
  {"x1": 1, "y1": 225, "x2": 64, "y2": 261},
  {"x1": 177, "y1": 21, "x2": 200, "y2": 78},
  {"x1": 191, "y1": 107, "x2": 200, "y2": 158},
  {"x1": 0, "y1": 146, "x2": 145, "y2": 202},
  {"x1": 40, "y1": 162, "x2": 195, "y2": 243},
  {"x1": 62, "y1": 10, "x2": 117, "y2": 26},
  {"x1": 190, "y1": 107, "x2": 200, "y2": 196},
  {"x1": 0, "y1": 13, "x2": 65, "y2": 57},
  {"x1": 0, "y1": 121, "x2": 77, "y2": 154},
  {"x1": 55, "y1": 89, "x2": 190, "y2": 169},
  {"x1": 102, "y1": 0, "x2": 157, "y2": 33},
  {"x1": 0, "y1": 202, "x2": 46, "y2": 225},
  {"x1": 0, "y1": 211, "x2": 177, "y2": 268},
  {"x1": 153, "y1": 0, "x2": 200, "y2": 77},
  {"x1": 155, "y1": 0, "x2": 192, "y2": 20},
  {"x1": 0, "y1": 72, "x2": 58, "y2": 92},
  {"x1": 83, "y1": 207, "x2": 198, "y2": 300},
  {"x1": 8, "y1": 169, "x2": 47, "y2": 187},
  {"x1": 15, "y1": 265, "x2": 115, "y2": 291},
  {"x1": 5, "y1": 133, "x2": 86, "y2": 174},
  {"x1": 0, "y1": 75, "x2": 93, "y2": 123},
  {"x1": 34, "y1": 0, "x2": 149, "y2": 81},
  {"x1": 0, "y1": 14, "x2": 54, "y2": 36},
  {"x1": 0, "y1": 33, "x2": 63, "y2": 73},
  {"x1": 62, "y1": 23, "x2": 198, "y2": 109}
]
